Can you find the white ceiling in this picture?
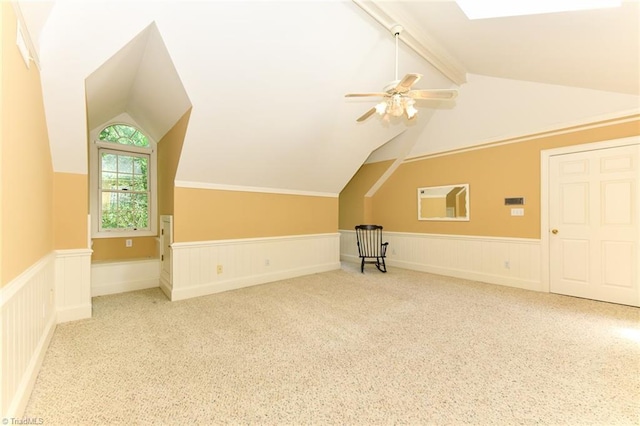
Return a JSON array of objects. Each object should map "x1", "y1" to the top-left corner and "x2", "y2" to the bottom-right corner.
[
  {"x1": 15, "y1": 0, "x2": 640, "y2": 195},
  {"x1": 377, "y1": 0, "x2": 640, "y2": 94}
]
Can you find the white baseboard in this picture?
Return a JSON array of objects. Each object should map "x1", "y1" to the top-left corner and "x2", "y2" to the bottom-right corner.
[
  {"x1": 387, "y1": 259, "x2": 541, "y2": 292},
  {"x1": 159, "y1": 276, "x2": 172, "y2": 299},
  {"x1": 56, "y1": 304, "x2": 93, "y2": 323},
  {"x1": 171, "y1": 261, "x2": 340, "y2": 301},
  {"x1": 91, "y1": 259, "x2": 160, "y2": 297}
]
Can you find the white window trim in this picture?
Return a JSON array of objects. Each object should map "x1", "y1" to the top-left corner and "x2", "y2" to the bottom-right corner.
[{"x1": 90, "y1": 124, "x2": 158, "y2": 239}]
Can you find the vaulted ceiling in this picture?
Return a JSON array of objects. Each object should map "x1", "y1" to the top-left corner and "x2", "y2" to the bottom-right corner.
[{"x1": 15, "y1": 0, "x2": 640, "y2": 195}]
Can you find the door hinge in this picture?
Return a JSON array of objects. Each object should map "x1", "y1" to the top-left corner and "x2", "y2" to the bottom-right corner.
[
  {"x1": 161, "y1": 229, "x2": 164, "y2": 235},
  {"x1": 161, "y1": 255, "x2": 164, "y2": 261}
]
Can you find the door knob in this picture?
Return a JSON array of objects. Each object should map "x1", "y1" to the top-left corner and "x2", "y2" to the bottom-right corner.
[{"x1": 551, "y1": 229, "x2": 559, "y2": 234}]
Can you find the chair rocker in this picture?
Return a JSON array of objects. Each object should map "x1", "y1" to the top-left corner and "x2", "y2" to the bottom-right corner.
[{"x1": 355, "y1": 224, "x2": 389, "y2": 273}]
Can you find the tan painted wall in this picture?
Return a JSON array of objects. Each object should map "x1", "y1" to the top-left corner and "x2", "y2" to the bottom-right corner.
[
  {"x1": 1, "y1": 3, "x2": 54, "y2": 286},
  {"x1": 338, "y1": 160, "x2": 393, "y2": 230},
  {"x1": 174, "y1": 188, "x2": 338, "y2": 242},
  {"x1": 53, "y1": 172, "x2": 88, "y2": 249},
  {"x1": 91, "y1": 237, "x2": 157, "y2": 261},
  {"x1": 370, "y1": 118, "x2": 640, "y2": 239},
  {"x1": 158, "y1": 108, "x2": 190, "y2": 217}
]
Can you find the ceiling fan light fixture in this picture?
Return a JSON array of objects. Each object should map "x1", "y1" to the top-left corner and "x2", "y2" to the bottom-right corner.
[
  {"x1": 406, "y1": 104, "x2": 418, "y2": 119},
  {"x1": 345, "y1": 24, "x2": 455, "y2": 123},
  {"x1": 389, "y1": 97, "x2": 404, "y2": 117},
  {"x1": 374, "y1": 95, "x2": 419, "y2": 119}
]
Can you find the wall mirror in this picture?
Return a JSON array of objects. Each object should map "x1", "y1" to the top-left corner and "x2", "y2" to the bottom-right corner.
[{"x1": 418, "y1": 184, "x2": 470, "y2": 221}]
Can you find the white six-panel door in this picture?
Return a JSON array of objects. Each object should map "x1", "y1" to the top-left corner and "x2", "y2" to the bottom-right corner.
[{"x1": 549, "y1": 144, "x2": 639, "y2": 306}]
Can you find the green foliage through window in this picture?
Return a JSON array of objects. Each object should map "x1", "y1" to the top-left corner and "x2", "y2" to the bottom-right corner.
[
  {"x1": 99, "y1": 124, "x2": 149, "y2": 147},
  {"x1": 98, "y1": 123, "x2": 151, "y2": 231}
]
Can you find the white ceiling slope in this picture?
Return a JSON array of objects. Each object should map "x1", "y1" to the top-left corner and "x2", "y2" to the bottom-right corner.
[
  {"x1": 85, "y1": 22, "x2": 191, "y2": 143},
  {"x1": 24, "y1": 0, "x2": 640, "y2": 195},
  {"x1": 407, "y1": 73, "x2": 640, "y2": 160},
  {"x1": 166, "y1": 1, "x2": 455, "y2": 194},
  {"x1": 375, "y1": 1, "x2": 640, "y2": 95},
  {"x1": 35, "y1": 0, "x2": 454, "y2": 195}
]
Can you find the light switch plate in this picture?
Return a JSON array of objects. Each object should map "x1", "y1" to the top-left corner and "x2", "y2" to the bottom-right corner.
[{"x1": 511, "y1": 208, "x2": 524, "y2": 216}]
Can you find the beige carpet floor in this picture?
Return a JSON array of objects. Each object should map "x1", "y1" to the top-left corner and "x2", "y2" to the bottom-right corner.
[{"x1": 25, "y1": 263, "x2": 639, "y2": 425}]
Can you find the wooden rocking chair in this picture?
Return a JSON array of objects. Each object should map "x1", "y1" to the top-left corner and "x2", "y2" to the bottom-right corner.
[{"x1": 355, "y1": 224, "x2": 389, "y2": 273}]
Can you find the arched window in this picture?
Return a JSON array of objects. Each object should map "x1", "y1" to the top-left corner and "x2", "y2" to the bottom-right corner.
[
  {"x1": 99, "y1": 124, "x2": 150, "y2": 147},
  {"x1": 92, "y1": 124, "x2": 155, "y2": 235}
]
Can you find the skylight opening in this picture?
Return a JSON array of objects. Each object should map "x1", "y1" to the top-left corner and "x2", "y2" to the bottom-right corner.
[{"x1": 456, "y1": 0, "x2": 622, "y2": 20}]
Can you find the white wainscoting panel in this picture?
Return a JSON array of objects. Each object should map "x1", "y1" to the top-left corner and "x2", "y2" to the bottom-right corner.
[
  {"x1": 91, "y1": 259, "x2": 160, "y2": 297},
  {"x1": 170, "y1": 233, "x2": 341, "y2": 301},
  {"x1": 55, "y1": 249, "x2": 92, "y2": 323},
  {"x1": 0, "y1": 254, "x2": 56, "y2": 419},
  {"x1": 341, "y1": 230, "x2": 541, "y2": 291}
]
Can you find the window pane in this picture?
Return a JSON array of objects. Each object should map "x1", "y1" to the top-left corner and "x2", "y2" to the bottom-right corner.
[
  {"x1": 132, "y1": 174, "x2": 147, "y2": 191},
  {"x1": 101, "y1": 153, "x2": 117, "y2": 172},
  {"x1": 99, "y1": 125, "x2": 150, "y2": 148},
  {"x1": 118, "y1": 174, "x2": 133, "y2": 190},
  {"x1": 133, "y1": 157, "x2": 146, "y2": 175},
  {"x1": 101, "y1": 202, "x2": 118, "y2": 229},
  {"x1": 99, "y1": 127, "x2": 119, "y2": 143},
  {"x1": 131, "y1": 194, "x2": 149, "y2": 228},
  {"x1": 115, "y1": 124, "x2": 135, "y2": 138},
  {"x1": 118, "y1": 192, "x2": 132, "y2": 210},
  {"x1": 98, "y1": 143, "x2": 151, "y2": 232},
  {"x1": 101, "y1": 172, "x2": 118, "y2": 190},
  {"x1": 131, "y1": 131, "x2": 149, "y2": 147},
  {"x1": 118, "y1": 155, "x2": 133, "y2": 174}
]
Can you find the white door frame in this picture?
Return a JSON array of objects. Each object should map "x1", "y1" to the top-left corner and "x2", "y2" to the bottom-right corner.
[{"x1": 540, "y1": 135, "x2": 640, "y2": 293}]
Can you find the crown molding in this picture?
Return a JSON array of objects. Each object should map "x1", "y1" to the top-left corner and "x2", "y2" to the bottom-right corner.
[
  {"x1": 175, "y1": 181, "x2": 338, "y2": 198},
  {"x1": 404, "y1": 109, "x2": 640, "y2": 163},
  {"x1": 352, "y1": 0, "x2": 467, "y2": 86}
]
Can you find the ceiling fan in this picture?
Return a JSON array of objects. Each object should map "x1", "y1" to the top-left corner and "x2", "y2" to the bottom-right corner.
[{"x1": 345, "y1": 25, "x2": 458, "y2": 122}]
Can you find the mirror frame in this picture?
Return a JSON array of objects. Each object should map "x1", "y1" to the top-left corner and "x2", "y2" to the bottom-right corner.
[{"x1": 417, "y1": 184, "x2": 470, "y2": 221}]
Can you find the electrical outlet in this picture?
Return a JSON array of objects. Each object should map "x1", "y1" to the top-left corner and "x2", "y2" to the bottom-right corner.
[
  {"x1": 125, "y1": 239, "x2": 133, "y2": 247},
  {"x1": 217, "y1": 265, "x2": 223, "y2": 274},
  {"x1": 504, "y1": 261, "x2": 511, "y2": 269},
  {"x1": 265, "y1": 259, "x2": 270, "y2": 266}
]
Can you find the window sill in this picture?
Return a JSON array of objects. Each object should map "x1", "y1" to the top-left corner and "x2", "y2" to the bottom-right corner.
[{"x1": 93, "y1": 230, "x2": 157, "y2": 239}]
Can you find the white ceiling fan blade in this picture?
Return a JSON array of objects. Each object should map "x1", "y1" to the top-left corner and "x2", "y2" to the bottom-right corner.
[
  {"x1": 356, "y1": 107, "x2": 377, "y2": 122},
  {"x1": 345, "y1": 93, "x2": 388, "y2": 98},
  {"x1": 408, "y1": 89, "x2": 458, "y2": 100},
  {"x1": 394, "y1": 73, "x2": 422, "y2": 93}
]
